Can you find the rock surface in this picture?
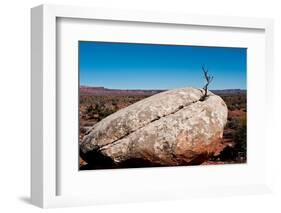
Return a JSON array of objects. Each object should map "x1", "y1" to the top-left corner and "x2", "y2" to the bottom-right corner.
[{"x1": 80, "y1": 87, "x2": 228, "y2": 167}]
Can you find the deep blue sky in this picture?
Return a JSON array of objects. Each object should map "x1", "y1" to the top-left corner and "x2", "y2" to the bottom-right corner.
[{"x1": 79, "y1": 41, "x2": 246, "y2": 90}]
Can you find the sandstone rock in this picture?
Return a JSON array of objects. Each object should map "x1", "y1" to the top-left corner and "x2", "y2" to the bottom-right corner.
[{"x1": 80, "y1": 87, "x2": 228, "y2": 167}]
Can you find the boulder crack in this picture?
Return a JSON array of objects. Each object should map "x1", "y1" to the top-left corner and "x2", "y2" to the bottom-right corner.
[{"x1": 98, "y1": 98, "x2": 203, "y2": 151}]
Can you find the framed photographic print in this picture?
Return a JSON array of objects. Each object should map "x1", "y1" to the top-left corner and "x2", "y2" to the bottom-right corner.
[{"x1": 31, "y1": 4, "x2": 274, "y2": 208}]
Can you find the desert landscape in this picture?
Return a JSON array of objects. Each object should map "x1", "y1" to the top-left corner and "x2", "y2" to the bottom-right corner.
[
  {"x1": 79, "y1": 86, "x2": 246, "y2": 170},
  {"x1": 78, "y1": 41, "x2": 247, "y2": 170}
]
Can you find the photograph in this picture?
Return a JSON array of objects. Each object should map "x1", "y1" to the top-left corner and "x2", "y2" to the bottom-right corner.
[{"x1": 78, "y1": 41, "x2": 247, "y2": 170}]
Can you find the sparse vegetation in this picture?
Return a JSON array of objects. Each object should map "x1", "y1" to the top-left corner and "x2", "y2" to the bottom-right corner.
[{"x1": 80, "y1": 95, "x2": 149, "y2": 127}]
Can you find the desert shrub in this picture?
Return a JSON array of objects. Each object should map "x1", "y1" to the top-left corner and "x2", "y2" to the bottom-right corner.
[
  {"x1": 86, "y1": 104, "x2": 95, "y2": 113},
  {"x1": 233, "y1": 116, "x2": 247, "y2": 160},
  {"x1": 228, "y1": 105, "x2": 236, "y2": 111},
  {"x1": 217, "y1": 116, "x2": 247, "y2": 162},
  {"x1": 220, "y1": 93, "x2": 246, "y2": 111},
  {"x1": 226, "y1": 117, "x2": 239, "y2": 129},
  {"x1": 98, "y1": 108, "x2": 116, "y2": 119}
]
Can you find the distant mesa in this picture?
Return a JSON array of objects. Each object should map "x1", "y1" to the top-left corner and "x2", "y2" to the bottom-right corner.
[
  {"x1": 80, "y1": 86, "x2": 165, "y2": 96},
  {"x1": 80, "y1": 86, "x2": 246, "y2": 96}
]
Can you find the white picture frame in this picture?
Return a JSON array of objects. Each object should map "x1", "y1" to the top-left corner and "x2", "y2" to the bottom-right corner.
[{"x1": 31, "y1": 4, "x2": 274, "y2": 208}]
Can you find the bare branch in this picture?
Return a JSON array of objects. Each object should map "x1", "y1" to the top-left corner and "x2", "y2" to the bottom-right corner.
[{"x1": 200, "y1": 65, "x2": 214, "y2": 101}]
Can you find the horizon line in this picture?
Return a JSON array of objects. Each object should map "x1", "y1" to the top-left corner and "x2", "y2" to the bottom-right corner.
[{"x1": 80, "y1": 85, "x2": 247, "y2": 91}]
